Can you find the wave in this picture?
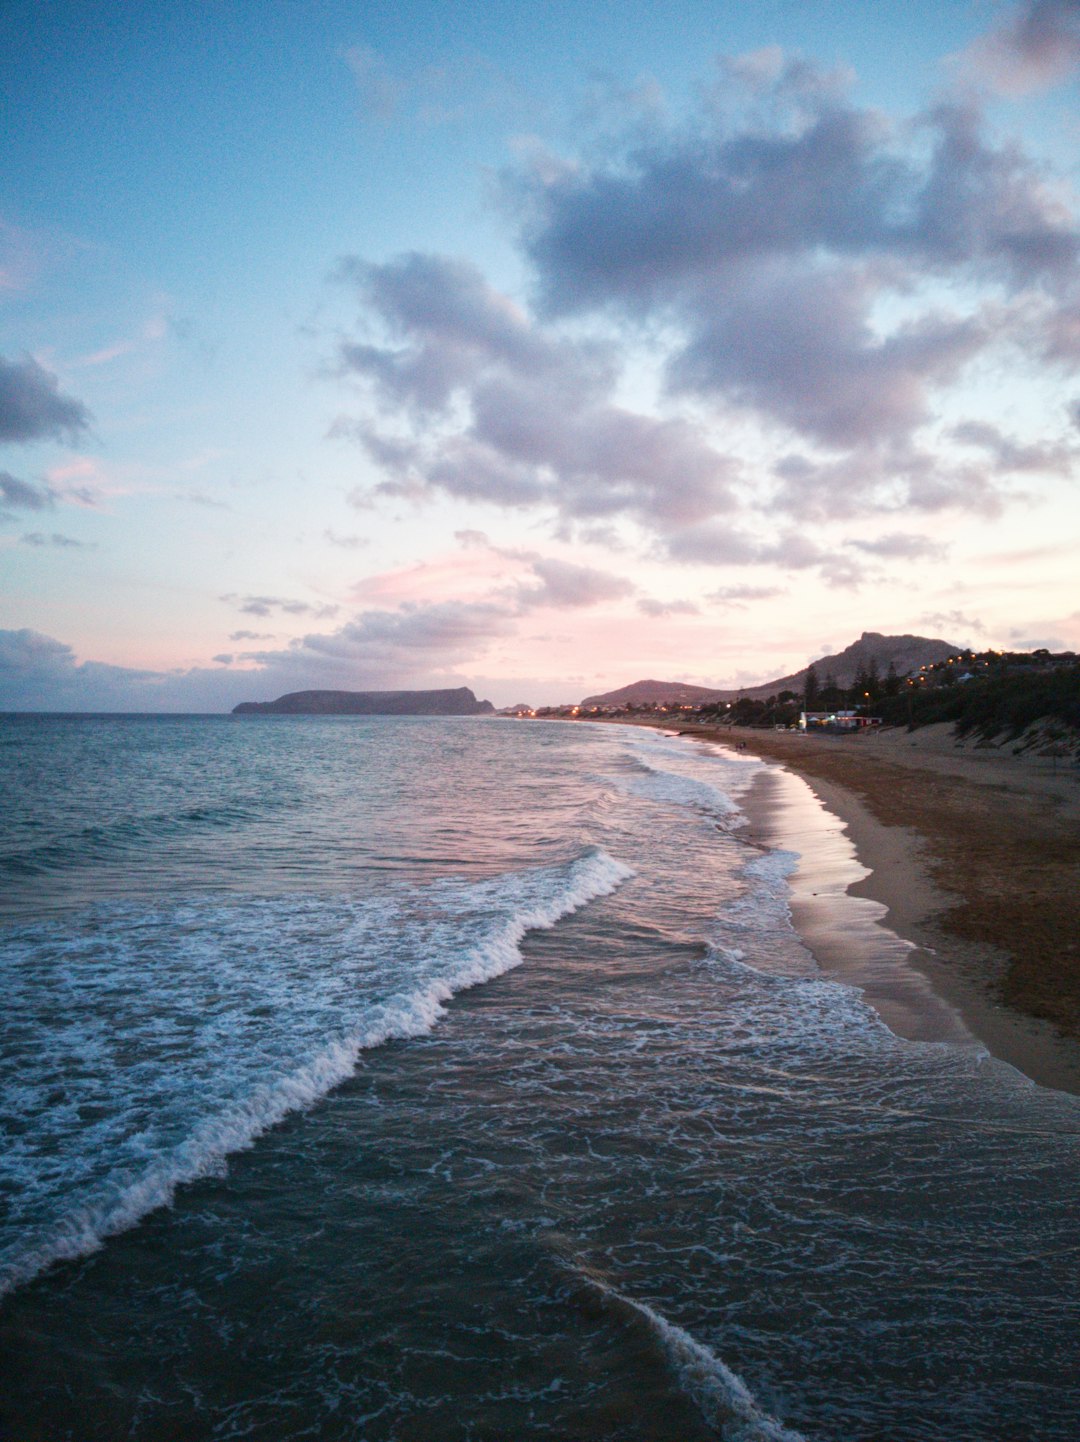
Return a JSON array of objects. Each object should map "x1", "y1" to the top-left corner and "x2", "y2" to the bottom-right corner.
[
  {"x1": 0, "y1": 847, "x2": 632, "y2": 1299},
  {"x1": 616, "y1": 740, "x2": 744, "y2": 829},
  {"x1": 583, "y1": 1274, "x2": 805, "y2": 1442}
]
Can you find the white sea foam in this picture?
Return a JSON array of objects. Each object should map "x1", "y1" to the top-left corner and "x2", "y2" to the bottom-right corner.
[
  {"x1": 590, "y1": 1277, "x2": 805, "y2": 1442},
  {"x1": 0, "y1": 846, "x2": 632, "y2": 1298},
  {"x1": 616, "y1": 740, "x2": 745, "y2": 828}
]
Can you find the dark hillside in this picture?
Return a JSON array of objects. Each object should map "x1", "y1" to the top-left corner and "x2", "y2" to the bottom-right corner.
[{"x1": 877, "y1": 665, "x2": 1080, "y2": 740}]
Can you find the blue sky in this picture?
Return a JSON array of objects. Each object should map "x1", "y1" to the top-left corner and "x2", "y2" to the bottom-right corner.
[{"x1": 2, "y1": 0, "x2": 1079, "y2": 709}]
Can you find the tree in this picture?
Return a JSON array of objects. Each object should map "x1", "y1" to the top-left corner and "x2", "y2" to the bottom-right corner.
[{"x1": 803, "y1": 665, "x2": 819, "y2": 709}]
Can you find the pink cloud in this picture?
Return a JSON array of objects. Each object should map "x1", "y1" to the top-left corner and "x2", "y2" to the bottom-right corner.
[{"x1": 351, "y1": 547, "x2": 521, "y2": 605}]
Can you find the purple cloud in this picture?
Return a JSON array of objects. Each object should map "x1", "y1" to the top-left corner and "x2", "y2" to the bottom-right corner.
[
  {"x1": 845, "y1": 531, "x2": 948, "y2": 561},
  {"x1": 221, "y1": 594, "x2": 340, "y2": 620},
  {"x1": 518, "y1": 556, "x2": 635, "y2": 609},
  {"x1": 329, "y1": 56, "x2": 1078, "y2": 547},
  {"x1": 510, "y1": 74, "x2": 1076, "y2": 454},
  {"x1": 519, "y1": 82, "x2": 1077, "y2": 315},
  {"x1": 670, "y1": 261, "x2": 987, "y2": 447},
  {"x1": 773, "y1": 444, "x2": 1013, "y2": 521},
  {"x1": 950, "y1": 419, "x2": 1077, "y2": 474},
  {"x1": 964, "y1": 0, "x2": 1080, "y2": 95},
  {"x1": 707, "y1": 584, "x2": 786, "y2": 607},
  {"x1": 636, "y1": 597, "x2": 700, "y2": 617},
  {"x1": 335, "y1": 252, "x2": 738, "y2": 530},
  {"x1": 1, "y1": 471, "x2": 53, "y2": 512},
  {"x1": 0, "y1": 355, "x2": 90, "y2": 445}
]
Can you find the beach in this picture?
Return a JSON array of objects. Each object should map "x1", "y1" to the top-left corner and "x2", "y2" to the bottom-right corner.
[{"x1": 666, "y1": 720, "x2": 1080, "y2": 1095}]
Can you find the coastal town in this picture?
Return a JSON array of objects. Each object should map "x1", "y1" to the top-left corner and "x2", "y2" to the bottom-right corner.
[{"x1": 514, "y1": 644, "x2": 1080, "y2": 746}]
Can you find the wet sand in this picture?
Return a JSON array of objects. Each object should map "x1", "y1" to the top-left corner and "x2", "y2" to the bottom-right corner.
[{"x1": 627, "y1": 720, "x2": 1080, "y2": 1095}]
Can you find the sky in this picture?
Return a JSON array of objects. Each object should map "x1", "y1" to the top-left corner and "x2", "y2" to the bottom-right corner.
[{"x1": 2, "y1": 0, "x2": 1079, "y2": 710}]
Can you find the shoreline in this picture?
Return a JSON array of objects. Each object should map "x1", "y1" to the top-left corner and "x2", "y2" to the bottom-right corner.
[{"x1": 608, "y1": 718, "x2": 1080, "y2": 1095}]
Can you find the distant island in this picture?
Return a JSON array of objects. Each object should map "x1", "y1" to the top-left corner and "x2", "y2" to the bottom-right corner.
[{"x1": 233, "y1": 687, "x2": 495, "y2": 716}]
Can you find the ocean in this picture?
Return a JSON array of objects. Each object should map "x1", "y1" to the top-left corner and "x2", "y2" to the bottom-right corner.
[{"x1": 0, "y1": 714, "x2": 1077, "y2": 1441}]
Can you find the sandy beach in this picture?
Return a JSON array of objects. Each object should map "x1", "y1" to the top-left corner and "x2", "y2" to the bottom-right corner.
[{"x1": 638, "y1": 720, "x2": 1080, "y2": 1095}]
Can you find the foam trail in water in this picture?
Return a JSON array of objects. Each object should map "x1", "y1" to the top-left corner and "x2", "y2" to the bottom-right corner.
[
  {"x1": 589, "y1": 1275, "x2": 805, "y2": 1442},
  {"x1": 0, "y1": 847, "x2": 632, "y2": 1298},
  {"x1": 630, "y1": 1296, "x2": 805, "y2": 1442}
]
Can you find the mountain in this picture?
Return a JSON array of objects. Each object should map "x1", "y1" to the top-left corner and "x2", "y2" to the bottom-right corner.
[
  {"x1": 232, "y1": 687, "x2": 495, "y2": 716},
  {"x1": 580, "y1": 679, "x2": 730, "y2": 708},
  {"x1": 745, "y1": 631, "x2": 959, "y2": 699},
  {"x1": 579, "y1": 633, "x2": 959, "y2": 708}
]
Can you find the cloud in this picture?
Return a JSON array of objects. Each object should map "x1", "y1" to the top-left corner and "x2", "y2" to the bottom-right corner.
[
  {"x1": 323, "y1": 528, "x2": 368, "y2": 548},
  {"x1": 334, "y1": 252, "x2": 738, "y2": 530},
  {"x1": 21, "y1": 531, "x2": 95, "y2": 549},
  {"x1": 0, "y1": 355, "x2": 91, "y2": 445},
  {"x1": 636, "y1": 597, "x2": 700, "y2": 617},
  {"x1": 1, "y1": 535, "x2": 646, "y2": 709},
  {"x1": 772, "y1": 444, "x2": 1013, "y2": 520},
  {"x1": 509, "y1": 69, "x2": 1077, "y2": 456},
  {"x1": 665, "y1": 524, "x2": 876, "y2": 587},
  {"x1": 227, "y1": 549, "x2": 637, "y2": 694},
  {"x1": 518, "y1": 556, "x2": 635, "y2": 608},
  {"x1": 669, "y1": 260, "x2": 988, "y2": 447},
  {"x1": 706, "y1": 584, "x2": 786, "y2": 606},
  {"x1": 0, "y1": 613, "x2": 498, "y2": 712},
  {"x1": 0, "y1": 628, "x2": 164, "y2": 711},
  {"x1": 919, "y1": 609, "x2": 988, "y2": 636},
  {"x1": 662, "y1": 521, "x2": 765, "y2": 567},
  {"x1": 342, "y1": 45, "x2": 519, "y2": 128},
  {"x1": 519, "y1": 80, "x2": 1078, "y2": 315},
  {"x1": 229, "y1": 600, "x2": 518, "y2": 688},
  {"x1": 328, "y1": 56, "x2": 1079, "y2": 555},
  {"x1": 220, "y1": 593, "x2": 340, "y2": 620},
  {"x1": 963, "y1": 0, "x2": 1080, "y2": 96},
  {"x1": 950, "y1": 419, "x2": 1077, "y2": 474},
  {"x1": 1, "y1": 471, "x2": 53, "y2": 512},
  {"x1": 181, "y1": 491, "x2": 231, "y2": 510},
  {"x1": 664, "y1": 521, "x2": 856, "y2": 578},
  {"x1": 844, "y1": 531, "x2": 948, "y2": 560}
]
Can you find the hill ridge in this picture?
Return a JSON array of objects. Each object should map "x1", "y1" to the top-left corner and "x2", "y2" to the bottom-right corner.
[{"x1": 580, "y1": 632, "x2": 958, "y2": 708}]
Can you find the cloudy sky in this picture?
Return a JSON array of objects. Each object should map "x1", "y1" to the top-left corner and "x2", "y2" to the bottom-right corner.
[{"x1": 2, "y1": 0, "x2": 1079, "y2": 709}]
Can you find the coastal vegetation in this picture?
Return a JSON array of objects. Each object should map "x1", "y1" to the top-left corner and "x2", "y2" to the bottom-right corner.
[
  {"x1": 549, "y1": 643, "x2": 1080, "y2": 746},
  {"x1": 876, "y1": 657, "x2": 1080, "y2": 741}
]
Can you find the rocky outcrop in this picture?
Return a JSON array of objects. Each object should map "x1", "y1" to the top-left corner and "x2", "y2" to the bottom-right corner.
[{"x1": 233, "y1": 687, "x2": 495, "y2": 716}]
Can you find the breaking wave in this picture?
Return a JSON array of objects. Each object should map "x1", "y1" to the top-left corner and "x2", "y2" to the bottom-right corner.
[{"x1": 0, "y1": 846, "x2": 632, "y2": 1298}]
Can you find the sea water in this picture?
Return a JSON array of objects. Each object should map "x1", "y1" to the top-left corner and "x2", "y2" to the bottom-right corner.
[{"x1": 0, "y1": 714, "x2": 1077, "y2": 1441}]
